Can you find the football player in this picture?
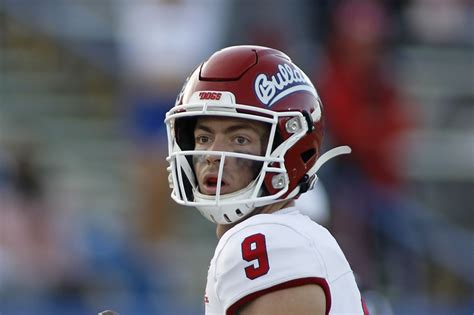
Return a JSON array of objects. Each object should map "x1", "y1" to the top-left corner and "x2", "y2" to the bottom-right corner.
[{"x1": 165, "y1": 45, "x2": 368, "y2": 315}]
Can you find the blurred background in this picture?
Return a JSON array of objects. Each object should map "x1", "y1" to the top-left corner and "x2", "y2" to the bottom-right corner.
[{"x1": 0, "y1": 0, "x2": 472, "y2": 314}]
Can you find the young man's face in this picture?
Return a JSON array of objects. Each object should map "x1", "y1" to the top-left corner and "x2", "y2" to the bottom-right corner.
[{"x1": 193, "y1": 116, "x2": 269, "y2": 195}]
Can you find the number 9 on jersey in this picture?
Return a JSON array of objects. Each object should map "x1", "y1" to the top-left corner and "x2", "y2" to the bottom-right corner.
[{"x1": 241, "y1": 233, "x2": 270, "y2": 280}]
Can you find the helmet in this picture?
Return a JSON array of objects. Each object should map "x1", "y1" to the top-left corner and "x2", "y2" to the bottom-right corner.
[{"x1": 165, "y1": 45, "x2": 349, "y2": 224}]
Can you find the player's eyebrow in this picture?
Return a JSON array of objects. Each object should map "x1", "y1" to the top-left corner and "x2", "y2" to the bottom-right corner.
[
  {"x1": 194, "y1": 123, "x2": 261, "y2": 136},
  {"x1": 224, "y1": 124, "x2": 261, "y2": 135},
  {"x1": 194, "y1": 124, "x2": 213, "y2": 133}
]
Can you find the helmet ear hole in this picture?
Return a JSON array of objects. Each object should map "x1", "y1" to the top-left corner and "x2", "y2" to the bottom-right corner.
[
  {"x1": 301, "y1": 148, "x2": 316, "y2": 163},
  {"x1": 271, "y1": 130, "x2": 284, "y2": 151}
]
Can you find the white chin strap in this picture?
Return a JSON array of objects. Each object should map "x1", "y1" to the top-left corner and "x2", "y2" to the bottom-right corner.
[
  {"x1": 312, "y1": 145, "x2": 352, "y2": 175},
  {"x1": 285, "y1": 145, "x2": 352, "y2": 199}
]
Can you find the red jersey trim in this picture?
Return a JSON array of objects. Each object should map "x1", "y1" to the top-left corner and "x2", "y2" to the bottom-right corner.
[
  {"x1": 226, "y1": 276, "x2": 331, "y2": 315},
  {"x1": 362, "y1": 297, "x2": 370, "y2": 315}
]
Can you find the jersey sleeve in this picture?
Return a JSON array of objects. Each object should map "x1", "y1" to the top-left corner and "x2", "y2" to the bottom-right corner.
[{"x1": 212, "y1": 222, "x2": 330, "y2": 313}]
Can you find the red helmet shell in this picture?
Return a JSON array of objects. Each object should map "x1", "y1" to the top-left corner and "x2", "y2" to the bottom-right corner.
[{"x1": 175, "y1": 45, "x2": 324, "y2": 199}]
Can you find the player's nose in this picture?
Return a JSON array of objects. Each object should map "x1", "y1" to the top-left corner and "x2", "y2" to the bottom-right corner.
[
  {"x1": 206, "y1": 137, "x2": 227, "y2": 164},
  {"x1": 206, "y1": 154, "x2": 220, "y2": 165},
  {"x1": 206, "y1": 151, "x2": 224, "y2": 165}
]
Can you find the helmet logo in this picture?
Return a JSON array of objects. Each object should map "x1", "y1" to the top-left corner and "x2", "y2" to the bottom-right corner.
[
  {"x1": 254, "y1": 63, "x2": 317, "y2": 106},
  {"x1": 199, "y1": 91, "x2": 222, "y2": 100}
]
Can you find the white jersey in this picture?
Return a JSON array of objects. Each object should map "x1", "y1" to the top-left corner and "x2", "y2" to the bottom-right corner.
[{"x1": 204, "y1": 207, "x2": 367, "y2": 315}]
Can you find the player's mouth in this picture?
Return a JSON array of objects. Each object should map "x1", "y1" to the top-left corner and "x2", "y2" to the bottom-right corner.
[{"x1": 202, "y1": 175, "x2": 228, "y2": 195}]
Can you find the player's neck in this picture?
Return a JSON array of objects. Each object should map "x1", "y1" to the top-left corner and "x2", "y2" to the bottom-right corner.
[{"x1": 216, "y1": 200, "x2": 295, "y2": 239}]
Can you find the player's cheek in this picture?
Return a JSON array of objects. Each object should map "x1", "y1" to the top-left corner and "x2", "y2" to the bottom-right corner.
[
  {"x1": 192, "y1": 156, "x2": 205, "y2": 182},
  {"x1": 235, "y1": 158, "x2": 261, "y2": 182}
]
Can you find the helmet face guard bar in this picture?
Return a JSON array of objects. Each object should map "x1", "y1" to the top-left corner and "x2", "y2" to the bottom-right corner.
[
  {"x1": 168, "y1": 149, "x2": 287, "y2": 206},
  {"x1": 165, "y1": 103, "x2": 309, "y2": 223}
]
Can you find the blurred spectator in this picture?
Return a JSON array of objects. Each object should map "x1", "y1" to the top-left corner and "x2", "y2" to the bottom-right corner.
[
  {"x1": 318, "y1": 0, "x2": 414, "y2": 190},
  {"x1": 405, "y1": 0, "x2": 474, "y2": 45},
  {"x1": 225, "y1": 0, "x2": 323, "y2": 71},
  {"x1": 116, "y1": 0, "x2": 229, "y2": 244},
  {"x1": 315, "y1": 0, "x2": 417, "y2": 293},
  {"x1": 0, "y1": 143, "x2": 74, "y2": 308},
  {"x1": 0, "y1": 142, "x2": 183, "y2": 314}
]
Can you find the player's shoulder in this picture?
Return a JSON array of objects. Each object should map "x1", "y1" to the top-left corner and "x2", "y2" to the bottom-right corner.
[
  {"x1": 213, "y1": 207, "x2": 328, "y2": 276},
  {"x1": 210, "y1": 208, "x2": 333, "y2": 310}
]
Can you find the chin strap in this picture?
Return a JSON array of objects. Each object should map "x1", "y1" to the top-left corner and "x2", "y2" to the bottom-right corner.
[
  {"x1": 310, "y1": 145, "x2": 352, "y2": 175},
  {"x1": 286, "y1": 145, "x2": 352, "y2": 199}
]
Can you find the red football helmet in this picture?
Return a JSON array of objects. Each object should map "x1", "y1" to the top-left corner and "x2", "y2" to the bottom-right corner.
[{"x1": 165, "y1": 45, "x2": 350, "y2": 224}]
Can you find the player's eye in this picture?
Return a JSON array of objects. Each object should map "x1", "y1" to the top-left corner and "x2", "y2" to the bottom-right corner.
[
  {"x1": 195, "y1": 135, "x2": 211, "y2": 145},
  {"x1": 234, "y1": 136, "x2": 250, "y2": 145}
]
